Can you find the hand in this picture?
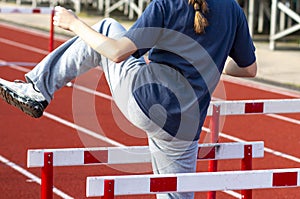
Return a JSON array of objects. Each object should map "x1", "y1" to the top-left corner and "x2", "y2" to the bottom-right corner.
[{"x1": 53, "y1": 6, "x2": 78, "y2": 31}]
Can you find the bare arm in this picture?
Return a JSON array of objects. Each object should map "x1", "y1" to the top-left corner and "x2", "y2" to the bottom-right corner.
[
  {"x1": 223, "y1": 59, "x2": 257, "y2": 77},
  {"x1": 53, "y1": 6, "x2": 137, "y2": 63}
]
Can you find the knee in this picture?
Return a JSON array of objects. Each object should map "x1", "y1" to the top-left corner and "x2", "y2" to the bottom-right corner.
[
  {"x1": 93, "y1": 18, "x2": 125, "y2": 35},
  {"x1": 92, "y1": 18, "x2": 113, "y2": 33}
]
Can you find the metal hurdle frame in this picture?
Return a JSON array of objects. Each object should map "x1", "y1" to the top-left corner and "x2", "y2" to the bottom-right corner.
[
  {"x1": 26, "y1": 98, "x2": 300, "y2": 199},
  {"x1": 0, "y1": 7, "x2": 55, "y2": 52}
]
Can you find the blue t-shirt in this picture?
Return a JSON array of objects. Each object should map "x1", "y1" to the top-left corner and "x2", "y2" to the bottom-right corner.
[{"x1": 124, "y1": 0, "x2": 256, "y2": 141}]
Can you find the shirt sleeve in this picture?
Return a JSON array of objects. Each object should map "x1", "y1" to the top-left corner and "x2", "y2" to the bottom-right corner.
[
  {"x1": 124, "y1": 0, "x2": 164, "y2": 58},
  {"x1": 229, "y1": 5, "x2": 256, "y2": 67}
]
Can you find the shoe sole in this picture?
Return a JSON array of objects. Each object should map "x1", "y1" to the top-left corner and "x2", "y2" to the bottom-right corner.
[{"x1": 0, "y1": 83, "x2": 44, "y2": 118}]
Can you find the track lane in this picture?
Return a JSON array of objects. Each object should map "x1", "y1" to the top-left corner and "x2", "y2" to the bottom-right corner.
[
  {"x1": 1, "y1": 61, "x2": 298, "y2": 199},
  {"x1": 1, "y1": 22, "x2": 300, "y2": 198}
]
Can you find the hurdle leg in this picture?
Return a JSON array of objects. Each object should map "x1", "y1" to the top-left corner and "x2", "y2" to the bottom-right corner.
[
  {"x1": 41, "y1": 152, "x2": 53, "y2": 199},
  {"x1": 49, "y1": 9, "x2": 55, "y2": 52},
  {"x1": 207, "y1": 105, "x2": 220, "y2": 199},
  {"x1": 241, "y1": 145, "x2": 253, "y2": 199},
  {"x1": 101, "y1": 179, "x2": 115, "y2": 199}
]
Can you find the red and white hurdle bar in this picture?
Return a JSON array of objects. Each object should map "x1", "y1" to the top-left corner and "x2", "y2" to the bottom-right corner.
[
  {"x1": 0, "y1": 7, "x2": 55, "y2": 52},
  {"x1": 27, "y1": 141, "x2": 263, "y2": 199},
  {"x1": 0, "y1": 7, "x2": 53, "y2": 14},
  {"x1": 207, "y1": 98, "x2": 300, "y2": 116},
  {"x1": 27, "y1": 141, "x2": 264, "y2": 167},
  {"x1": 86, "y1": 168, "x2": 300, "y2": 197}
]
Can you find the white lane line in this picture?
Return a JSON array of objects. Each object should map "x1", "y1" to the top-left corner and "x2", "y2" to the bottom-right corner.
[
  {"x1": 223, "y1": 191, "x2": 241, "y2": 198},
  {"x1": 7, "y1": 63, "x2": 32, "y2": 73},
  {"x1": 0, "y1": 61, "x2": 37, "y2": 67},
  {"x1": 0, "y1": 38, "x2": 48, "y2": 55},
  {"x1": 0, "y1": 154, "x2": 74, "y2": 199},
  {"x1": 70, "y1": 83, "x2": 113, "y2": 101},
  {"x1": 43, "y1": 112, "x2": 125, "y2": 147},
  {"x1": 267, "y1": 113, "x2": 300, "y2": 125}
]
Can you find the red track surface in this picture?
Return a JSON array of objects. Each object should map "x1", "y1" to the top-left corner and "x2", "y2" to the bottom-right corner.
[{"x1": 1, "y1": 22, "x2": 300, "y2": 199}]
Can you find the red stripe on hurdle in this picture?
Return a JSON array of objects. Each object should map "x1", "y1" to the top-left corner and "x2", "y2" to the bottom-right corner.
[
  {"x1": 84, "y1": 150, "x2": 108, "y2": 164},
  {"x1": 197, "y1": 146, "x2": 216, "y2": 159},
  {"x1": 32, "y1": 8, "x2": 41, "y2": 13},
  {"x1": 103, "y1": 179, "x2": 114, "y2": 199},
  {"x1": 150, "y1": 177, "x2": 177, "y2": 192},
  {"x1": 245, "y1": 102, "x2": 264, "y2": 113},
  {"x1": 272, "y1": 172, "x2": 298, "y2": 187}
]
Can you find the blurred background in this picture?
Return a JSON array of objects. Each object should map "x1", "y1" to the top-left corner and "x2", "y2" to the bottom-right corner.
[{"x1": 1, "y1": 0, "x2": 300, "y2": 49}]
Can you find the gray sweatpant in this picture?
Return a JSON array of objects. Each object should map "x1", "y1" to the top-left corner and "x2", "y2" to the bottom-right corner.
[{"x1": 26, "y1": 18, "x2": 198, "y2": 199}]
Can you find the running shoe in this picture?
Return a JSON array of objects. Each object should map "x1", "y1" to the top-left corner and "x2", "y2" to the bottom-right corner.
[{"x1": 0, "y1": 78, "x2": 48, "y2": 118}]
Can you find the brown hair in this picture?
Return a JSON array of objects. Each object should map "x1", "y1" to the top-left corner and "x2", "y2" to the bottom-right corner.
[{"x1": 188, "y1": 0, "x2": 209, "y2": 34}]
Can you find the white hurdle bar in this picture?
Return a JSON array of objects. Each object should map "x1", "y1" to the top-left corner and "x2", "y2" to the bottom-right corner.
[
  {"x1": 0, "y1": 7, "x2": 55, "y2": 52},
  {"x1": 207, "y1": 98, "x2": 300, "y2": 116},
  {"x1": 28, "y1": 142, "x2": 263, "y2": 199},
  {"x1": 0, "y1": 7, "x2": 53, "y2": 14},
  {"x1": 86, "y1": 168, "x2": 300, "y2": 197},
  {"x1": 27, "y1": 141, "x2": 264, "y2": 167}
]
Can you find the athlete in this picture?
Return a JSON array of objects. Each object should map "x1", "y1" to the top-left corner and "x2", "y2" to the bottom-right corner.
[{"x1": 0, "y1": 0, "x2": 257, "y2": 198}]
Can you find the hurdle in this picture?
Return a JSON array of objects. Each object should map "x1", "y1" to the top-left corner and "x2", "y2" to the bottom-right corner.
[
  {"x1": 28, "y1": 142, "x2": 264, "y2": 167},
  {"x1": 27, "y1": 141, "x2": 264, "y2": 199},
  {"x1": 205, "y1": 98, "x2": 300, "y2": 198},
  {"x1": 207, "y1": 98, "x2": 300, "y2": 116},
  {"x1": 0, "y1": 7, "x2": 55, "y2": 52},
  {"x1": 86, "y1": 168, "x2": 300, "y2": 197},
  {"x1": 26, "y1": 98, "x2": 300, "y2": 198}
]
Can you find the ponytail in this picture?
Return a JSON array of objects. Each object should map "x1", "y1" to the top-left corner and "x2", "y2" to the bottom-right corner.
[{"x1": 188, "y1": 0, "x2": 209, "y2": 34}]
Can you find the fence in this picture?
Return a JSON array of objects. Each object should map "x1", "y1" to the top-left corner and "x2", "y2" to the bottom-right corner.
[{"x1": 270, "y1": 0, "x2": 300, "y2": 49}]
